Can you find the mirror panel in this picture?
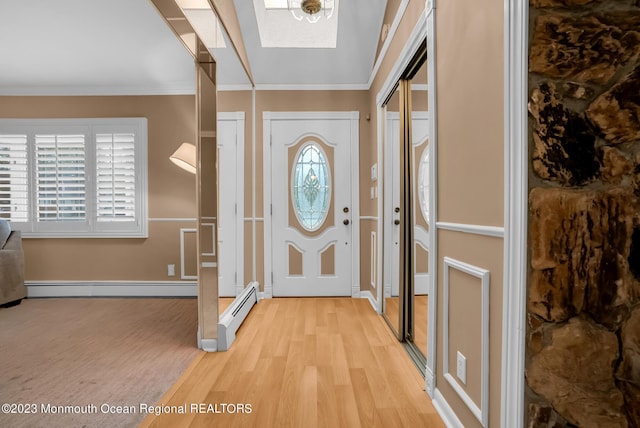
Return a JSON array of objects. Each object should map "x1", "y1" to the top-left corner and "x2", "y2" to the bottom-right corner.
[
  {"x1": 409, "y1": 58, "x2": 428, "y2": 361},
  {"x1": 382, "y1": 86, "x2": 402, "y2": 338},
  {"x1": 196, "y1": 64, "x2": 219, "y2": 342}
]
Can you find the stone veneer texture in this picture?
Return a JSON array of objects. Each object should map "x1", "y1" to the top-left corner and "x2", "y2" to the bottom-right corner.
[{"x1": 527, "y1": 1, "x2": 640, "y2": 427}]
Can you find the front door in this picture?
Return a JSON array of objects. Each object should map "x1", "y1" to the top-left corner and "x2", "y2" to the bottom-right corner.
[{"x1": 266, "y1": 113, "x2": 358, "y2": 297}]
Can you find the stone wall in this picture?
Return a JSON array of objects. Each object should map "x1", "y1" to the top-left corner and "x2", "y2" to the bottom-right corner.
[{"x1": 527, "y1": 1, "x2": 640, "y2": 427}]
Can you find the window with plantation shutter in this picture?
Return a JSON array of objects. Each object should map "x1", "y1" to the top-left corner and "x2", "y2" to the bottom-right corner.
[
  {"x1": 0, "y1": 118, "x2": 147, "y2": 238},
  {"x1": 35, "y1": 133, "x2": 87, "y2": 222},
  {"x1": 96, "y1": 132, "x2": 136, "y2": 223},
  {"x1": 0, "y1": 134, "x2": 29, "y2": 222}
]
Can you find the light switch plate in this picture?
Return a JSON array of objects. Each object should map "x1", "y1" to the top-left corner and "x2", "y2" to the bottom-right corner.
[{"x1": 456, "y1": 351, "x2": 467, "y2": 384}]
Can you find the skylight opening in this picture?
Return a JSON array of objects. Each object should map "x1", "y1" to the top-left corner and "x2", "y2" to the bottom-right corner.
[
  {"x1": 254, "y1": 0, "x2": 339, "y2": 48},
  {"x1": 175, "y1": 0, "x2": 226, "y2": 49}
]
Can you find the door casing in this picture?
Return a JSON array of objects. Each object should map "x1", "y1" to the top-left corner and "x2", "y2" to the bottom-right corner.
[{"x1": 263, "y1": 111, "x2": 360, "y2": 298}]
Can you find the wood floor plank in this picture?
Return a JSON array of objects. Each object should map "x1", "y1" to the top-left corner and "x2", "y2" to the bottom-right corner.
[{"x1": 143, "y1": 298, "x2": 445, "y2": 428}]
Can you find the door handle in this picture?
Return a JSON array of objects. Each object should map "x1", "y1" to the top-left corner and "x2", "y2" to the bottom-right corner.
[
  {"x1": 394, "y1": 219, "x2": 400, "y2": 225},
  {"x1": 343, "y1": 219, "x2": 350, "y2": 225}
]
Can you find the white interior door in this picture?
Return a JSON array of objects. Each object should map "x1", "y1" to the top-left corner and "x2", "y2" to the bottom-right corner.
[
  {"x1": 384, "y1": 112, "x2": 430, "y2": 297},
  {"x1": 217, "y1": 113, "x2": 244, "y2": 297},
  {"x1": 268, "y1": 113, "x2": 357, "y2": 297},
  {"x1": 384, "y1": 113, "x2": 401, "y2": 299}
]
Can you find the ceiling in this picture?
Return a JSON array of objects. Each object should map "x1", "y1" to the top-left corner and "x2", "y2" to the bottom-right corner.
[{"x1": 0, "y1": 0, "x2": 387, "y2": 95}]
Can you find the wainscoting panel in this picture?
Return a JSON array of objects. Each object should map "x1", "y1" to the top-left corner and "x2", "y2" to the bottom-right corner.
[
  {"x1": 443, "y1": 256, "x2": 490, "y2": 427},
  {"x1": 180, "y1": 228, "x2": 198, "y2": 280}
]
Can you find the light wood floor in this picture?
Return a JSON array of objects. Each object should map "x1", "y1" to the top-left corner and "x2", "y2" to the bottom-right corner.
[
  {"x1": 220, "y1": 297, "x2": 234, "y2": 315},
  {"x1": 384, "y1": 295, "x2": 429, "y2": 357},
  {"x1": 141, "y1": 298, "x2": 444, "y2": 428}
]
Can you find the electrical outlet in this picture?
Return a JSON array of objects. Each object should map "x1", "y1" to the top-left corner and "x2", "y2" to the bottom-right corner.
[
  {"x1": 167, "y1": 264, "x2": 175, "y2": 277},
  {"x1": 456, "y1": 351, "x2": 467, "y2": 384}
]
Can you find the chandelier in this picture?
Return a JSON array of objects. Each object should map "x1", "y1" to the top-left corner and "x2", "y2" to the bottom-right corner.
[{"x1": 289, "y1": 0, "x2": 337, "y2": 24}]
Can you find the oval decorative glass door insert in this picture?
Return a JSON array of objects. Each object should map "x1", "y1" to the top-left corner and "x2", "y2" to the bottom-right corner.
[{"x1": 291, "y1": 142, "x2": 331, "y2": 231}]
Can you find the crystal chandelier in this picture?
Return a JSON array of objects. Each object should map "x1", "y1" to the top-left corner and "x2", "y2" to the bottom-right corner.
[{"x1": 289, "y1": 0, "x2": 337, "y2": 24}]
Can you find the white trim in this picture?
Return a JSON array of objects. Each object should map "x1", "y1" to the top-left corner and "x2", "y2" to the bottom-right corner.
[
  {"x1": 426, "y1": 0, "x2": 438, "y2": 398},
  {"x1": 501, "y1": 0, "x2": 528, "y2": 427},
  {"x1": 0, "y1": 85, "x2": 196, "y2": 97},
  {"x1": 370, "y1": 231, "x2": 377, "y2": 290},
  {"x1": 433, "y1": 388, "x2": 465, "y2": 428},
  {"x1": 376, "y1": 103, "x2": 385, "y2": 315},
  {"x1": 263, "y1": 111, "x2": 360, "y2": 299},
  {"x1": 218, "y1": 111, "x2": 245, "y2": 121},
  {"x1": 264, "y1": 111, "x2": 360, "y2": 121},
  {"x1": 375, "y1": 11, "x2": 428, "y2": 106},
  {"x1": 252, "y1": 88, "x2": 258, "y2": 282},
  {"x1": 443, "y1": 257, "x2": 490, "y2": 427},
  {"x1": 263, "y1": 112, "x2": 273, "y2": 296},
  {"x1": 218, "y1": 84, "x2": 253, "y2": 92},
  {"x1": 244, "y1": 218, "x2": 265, "y2": 222},
  {"x1": 425, "y1": 366, "x2": 435, "y2": 397},
  {"x1": 25, "y1": 281, "x2": 197, "y2": 297},
  {"x1": 436, "y1": 222, "x2": 505, "y2": 238},
  {"x1": 359, "y1": 290, "x2": 377, "y2": 311},
  {"x1": 180, "y1": 228, "x2": 198, "y2": 280},
  {"x1": 359, "y1": 216, "x2": 378, "y2": 221},
  {"x1": 197, "y1": 327, "x2": 218, "y2": 353},
  {"x1": 254, "y1": 83, "x2": 369, "y2": 91},
  {"x1": 367, "y1": 0, "x2": 411, "y2": 88},
  {"x1": 149, "y1": 217, "x2": 197, "y2": 222},
  {"x1": 262, "y1": 283, "x2": 273, "y2": 299},
  {"x1": 350, "y1": 113, "x2": 361, "y2": 298},
  {"x1": 219, "y1": 112, "x2": 246, "y2": 295}
]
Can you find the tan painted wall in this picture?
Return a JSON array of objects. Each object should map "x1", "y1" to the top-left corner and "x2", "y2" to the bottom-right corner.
[
  {"x1": 435, "y1": 0, "x2": 504, "y2": 228},
  {"x1": 436, "y1": 231, "x2": 503, "y2": 427},
  {"x1": 433, "y1": 0, "x2": 505, "y2": 425},
  {"x1": 249, "y1": 91, "x2": 376, "y2": 287},
  {"x1": 0, "y1": 95, "x2": 198, "y2": 281}
]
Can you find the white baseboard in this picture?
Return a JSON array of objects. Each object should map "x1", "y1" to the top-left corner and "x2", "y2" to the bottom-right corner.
[
  {"x1": 425, "y1": 368, "x2": 435, "y2": 397},
  {"x1": 25, "y1": 281, "x2": 197, "y2": 298},
  {"x1": 218, "y1": 282, "x2": 259, "y2": 351},
  {"x1": 359, "y1": 290, "x2": 377, "y2": 311},
  {"x1": 433, "y1": 388, "x2": 464, "y2": 428},
  {"x1": 197, "y1": 327, "x2": 218, "y2": 353},
  {"x1": 351, "y1": 283, "x2": 360, "y2": 298}
]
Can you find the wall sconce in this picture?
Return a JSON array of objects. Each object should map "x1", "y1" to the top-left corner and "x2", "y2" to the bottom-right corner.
[{"x1": 170, "y1": 142, "x2": 197, "y2": 174}]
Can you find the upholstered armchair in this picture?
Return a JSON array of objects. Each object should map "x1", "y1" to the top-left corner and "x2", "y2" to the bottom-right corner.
[{"x1": 0, "y1": 219, "x2": 26, "y2": 307}]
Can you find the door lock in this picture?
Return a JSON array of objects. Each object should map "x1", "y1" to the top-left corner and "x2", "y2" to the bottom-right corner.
[
  {"x1": 394, "y1": 219, "x2": 400, "y2": 225},
  {"x1": 343, "y1": 219, "x2": 350, "y2": 225},
  {"x1": 394, "y1": 207, "x2": 400, "y2": 213},
  {"x1": 343, "y1": 207, "x2": 349, "y2": 213}
]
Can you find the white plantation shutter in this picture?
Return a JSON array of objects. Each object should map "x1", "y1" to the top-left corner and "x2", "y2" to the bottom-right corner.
[
  {"x1": 35, "y1": 134, "x2": 86, "y2": 222},
  {"x1": 0, "y1": 118, "x2": 147, "y2": 237},
  {"x1": 96, "y1": 133, "x2": 136, "y2": 222},
  {"x1": 0, "y1": 134, "x2": 29, "y2": 222}
]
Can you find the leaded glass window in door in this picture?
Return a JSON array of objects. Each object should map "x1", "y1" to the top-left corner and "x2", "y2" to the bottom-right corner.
[{"x1": 291, "y1": 142, "x2": 330, "y2": 231}]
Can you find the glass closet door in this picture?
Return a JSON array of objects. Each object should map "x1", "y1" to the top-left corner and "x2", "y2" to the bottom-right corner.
[
  {"x1": 407, "y1": 58, "x2": 429, "y2": 365},
  {"x1": 381, "y1": 41, "x2": 429, "y2": 372}
]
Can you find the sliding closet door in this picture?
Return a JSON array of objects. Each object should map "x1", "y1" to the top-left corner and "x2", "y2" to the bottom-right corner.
[{"x1": 381, "y1": 41, "x2": 429, "y2": 372}]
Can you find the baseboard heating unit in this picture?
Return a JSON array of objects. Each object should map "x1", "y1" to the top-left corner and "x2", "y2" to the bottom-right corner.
[{"x1": 217, "y1": 281, "x2": 259, "y2": 351}]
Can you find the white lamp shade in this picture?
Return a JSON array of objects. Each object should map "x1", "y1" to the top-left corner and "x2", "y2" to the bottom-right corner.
[{"x1": 170, "y1": 142, "x2": 197, "y2": 174}]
